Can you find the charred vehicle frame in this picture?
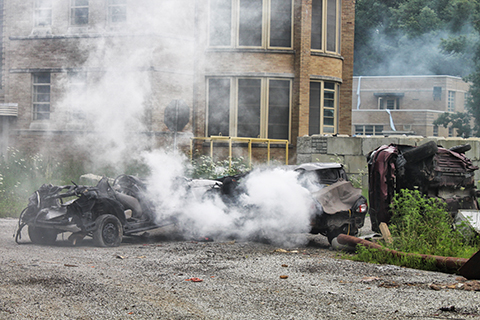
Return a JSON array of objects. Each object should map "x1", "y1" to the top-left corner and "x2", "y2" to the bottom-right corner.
[
  {"x1": 367, "y1": 141, "x2": 479, "y2": 232},
  {"x1": 15, "y1": 174, "x2": 175, "y2": 247}
]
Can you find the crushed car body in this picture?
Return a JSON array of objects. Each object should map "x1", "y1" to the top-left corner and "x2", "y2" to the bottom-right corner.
[
  {"x1": 213, "y1": 162, "x2": 368, "y2": 243},
  {"x1": 15, "y1": 174, "x2": 177, "y2": 247},
  {"x1": 367, "y1": 141, "x2": 479, "y2": 232}
]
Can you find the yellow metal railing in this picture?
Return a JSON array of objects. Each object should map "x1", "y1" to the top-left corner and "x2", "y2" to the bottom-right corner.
[{"x1": 190, "y1": 136, "x2": 289, "y2": 169}]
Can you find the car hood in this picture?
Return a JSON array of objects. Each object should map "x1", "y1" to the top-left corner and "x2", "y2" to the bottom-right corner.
[{"x1": 311, "y1": 180, "x2": 362, "y2": 214}]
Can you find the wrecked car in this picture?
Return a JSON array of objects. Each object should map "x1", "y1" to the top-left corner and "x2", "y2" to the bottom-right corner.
[
  {"x1": 213, "y1": 163, "x2": 368, "y2": 243},
  {"x1": 15, "y1": 174, "x2": 176, "y2": 247},
  {"x1": 367, "y1": 141, "x2": 479, "y2": 232},
  {"x1": 295, "y1": 163, "x2": 368, "y2": 242}
]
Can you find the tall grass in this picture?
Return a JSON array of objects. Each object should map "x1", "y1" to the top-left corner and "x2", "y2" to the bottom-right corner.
[{"x1": 351, "y1": 189, "x2": 480, "y2": 272}]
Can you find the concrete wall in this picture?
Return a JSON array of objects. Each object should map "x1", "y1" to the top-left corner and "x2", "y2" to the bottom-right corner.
[{"x1": 297, "y1": 134, "x2": 480, "y2": 189}]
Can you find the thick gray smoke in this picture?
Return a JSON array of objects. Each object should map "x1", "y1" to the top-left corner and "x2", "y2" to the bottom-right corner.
[{"x1": 142, "y1": 150, "x2": 315, "y2": 247}]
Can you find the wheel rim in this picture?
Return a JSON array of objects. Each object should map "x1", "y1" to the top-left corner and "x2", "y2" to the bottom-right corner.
[{"x1": 102, "y1": 221, "x2": 119, "y2": 245}]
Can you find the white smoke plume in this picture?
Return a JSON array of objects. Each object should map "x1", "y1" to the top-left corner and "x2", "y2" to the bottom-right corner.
[{"x1": 141, "y1": 150, "x2": 315, "y2": 247}]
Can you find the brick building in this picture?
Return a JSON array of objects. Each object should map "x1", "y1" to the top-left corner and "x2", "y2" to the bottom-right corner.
[
  {"x1": 0, "y1": 0, "x2": 355, "y2": 165},
  {"x1": 352, "y1": 75, "x2": 471, "y2": 138}
]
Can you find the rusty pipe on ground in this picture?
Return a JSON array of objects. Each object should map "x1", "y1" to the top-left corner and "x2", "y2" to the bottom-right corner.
[{"x1": 337, "y1": 233, "x2": 468, "y2": 273}]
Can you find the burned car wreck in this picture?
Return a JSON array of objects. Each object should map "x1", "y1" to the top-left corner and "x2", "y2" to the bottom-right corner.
[
  {"x1": 16, "y1": 162, "x2": 367, "y2": 247},
  {"x1": 367, "y1": 141, "x2": 479, "y2": 232},
  {"x1": 213, "y1": 163, "x2": 368, "y2": 243},
  {"x1": 15, "y1": 174, "x2": 177, "y2": 247}
]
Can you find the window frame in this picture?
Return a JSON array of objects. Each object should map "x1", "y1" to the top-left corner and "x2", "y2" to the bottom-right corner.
[
  {"x1": 206, "y1": 77, "x2": 292, "y2": 141},
  {"x1": 448, "y1": 90, "x2": 455, "y2": 112},
  {"x1": 309, "y1": 81, "x2": 339, "y2": 135},
  {"x1": 34, "y1": 0, "x2": 52, "y2": 27},
  {"x1": 208, "y1": 0, "x2": 294, "y2": 50},
  {"x1": 32, "y1": 73, "x2": 51, "y2": 121},
  {"x1": 310, "y1": 0, "x2": 342, "y2": 55},
  {"x1": 354, "y1": 125, "x2": 383, "y2": 136},
  {"x1": 70, "y1": 0, "x2": 89, "y2": 26},
  {"x1": 67, "y1": 71, "x2": 87, "y2": 121},
  {"x1": 107, "y1": 0, "x2": 127, "y2": 25}
]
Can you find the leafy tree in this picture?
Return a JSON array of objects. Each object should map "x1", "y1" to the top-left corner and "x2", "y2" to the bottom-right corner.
[
  {"x1": 354, "y1": 0, "x2": 479, "y2": 77},
  {"x1": 432, "y1": 111, "x2": 472, "y2": 137}
]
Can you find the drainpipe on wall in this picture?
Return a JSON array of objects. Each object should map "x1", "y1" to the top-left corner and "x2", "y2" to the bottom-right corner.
[
  {"x1": 356, "y1": 76, "x2": 362, "y2": 110},
  {"x1": 386, "y1": 109, "x2": 396, "y2": 131}
]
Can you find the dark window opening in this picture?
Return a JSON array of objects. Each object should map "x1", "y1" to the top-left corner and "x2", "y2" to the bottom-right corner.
[
  {"x1": 33, "y1": 73, "x2": 51, "y2": 120},
  {"x1": 311, "y1": 0, "x2": 323, "y2": 50},
  {"x1": 237, "y1": 79, "x2": 261, "y2": 137},
  {"x1": 433, "y1": 86, "x2": 442, "y2": 100},
  {"x1": 268, "y1": 80, "x2": 290, "y2": 139},
  {"x1": 208, "y1": 79, "x2": 231, "y2": 137},
  {"x1": 309, "y1": 82, "x2": 321, "y2": 135},
  {"x1": 269, "y1": 0, "x2": 292, "y2": 48},
  {"x1": 326, "y1": 0, "x2": 337, "y2": 52},
  {"x1": 239, "y1": 0, "x2": 263, "y2": 47},
  {"x1": 71, "y1": 0, "x2": 89, "y2": 25}
]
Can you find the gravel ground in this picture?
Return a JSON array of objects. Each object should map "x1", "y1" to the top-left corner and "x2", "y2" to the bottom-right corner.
[{"x1": 1, "y1": 217, "x2": 479, "y2": 320}]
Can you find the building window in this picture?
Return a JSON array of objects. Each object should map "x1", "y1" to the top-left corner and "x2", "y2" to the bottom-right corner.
[
  {"x1": 68, "y1": 72, "x2": 87, "y2": 120},
  {"x1": 355, "y1": 125, "x2": 383, "y2": 136},
  {"x1": 433, "y1": 86, "x2": 442, "y2": 100},
  {"x1": 309, "y1": 81, "x2": 338, "y2": 135},
  {"x1": 33, "y1": 73, "x2": 51, "y2": 120},
  {"x1": 108, "y1": 0, "x2": 127, "y2": 24},
  {"x1": 34, "y1": 0, "x2": 52, "y2": 26},
  {"x1": 448, "y1": 126, "x2": 453, "y2": 137},
  {"x1": 207, "y1": 77, "x2": 291, "y2": 140},
  {"x1": 433, "y1": 125, "x2": 438, "y2": 137},
  {"x1": 311, "y1": 0, "x2": 341, "y2": 54},
  {"x1": 378, "y1": 97, "x2": 399, "y2": 110},
  {"x1": 448, "y1": 91, "x2": 455, "y2": 112},
  {"x1": 209, "y1": 0, "x2": 293, "y2": 49},
  {"x1": 71, "y1": 0, "x2": 89, "y2": 25}
]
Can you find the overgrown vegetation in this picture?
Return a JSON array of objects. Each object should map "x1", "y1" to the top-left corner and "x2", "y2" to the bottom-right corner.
[
  {"x1": 351, "y1": 189, "x2": 480, "y2": 272},
  {"x1": 0, "y1": 148, "x2": 85, "y2": 218}
]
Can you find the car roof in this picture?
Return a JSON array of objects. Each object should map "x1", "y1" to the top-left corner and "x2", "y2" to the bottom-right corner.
[{"x1": 294, "y1": 162, "x2": 344, "y2": 171}]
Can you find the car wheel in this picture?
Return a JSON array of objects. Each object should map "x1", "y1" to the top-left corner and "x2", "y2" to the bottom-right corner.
[
  {"x1": 93, "y1": 214, "x2": 123, "y2": 247},
  {"x1": 28, "y1": 226, "x2": 57, "y2": 245},
  {"x1": 402, "y1": 141, "x2": 438, "y2": 163},
  {"x1": 326, "y1": 224, "x2": 353, "y2": 244}
]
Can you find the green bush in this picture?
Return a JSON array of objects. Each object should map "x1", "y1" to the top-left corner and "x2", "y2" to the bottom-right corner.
[{"x1": 351, "y1": 189, "x2": 479, "y2": 272}]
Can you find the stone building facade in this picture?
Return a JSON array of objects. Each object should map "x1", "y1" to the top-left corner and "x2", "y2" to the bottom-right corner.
[
  {"x1": 0, "y1": 0, "x2": 355, "y2": 166},
  {"x1": 352, "y1": 75, "x2": 471, "y2": 138}
]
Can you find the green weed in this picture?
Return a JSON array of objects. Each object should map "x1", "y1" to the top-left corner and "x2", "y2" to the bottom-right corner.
[{"x1": 351, "y1": 189, "x2": 480, "y2": 272}]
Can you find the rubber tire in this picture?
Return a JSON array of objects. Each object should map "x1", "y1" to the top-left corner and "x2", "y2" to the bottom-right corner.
[
  {"x1": 93, "y1": 214, "x2": 123, "y2": 247},
  {"x1": 326, "y1": 224, "x2": 349, "y2": 244},
  {"x1": 402, "y1": 141, "x2": 438, "y2": 163},
  {"x1": 450, "y1": 144, "x2": 471, "y2": 154},
  {"x1": 28, "y1": 226, "x2": 57, "y2": 245}
]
